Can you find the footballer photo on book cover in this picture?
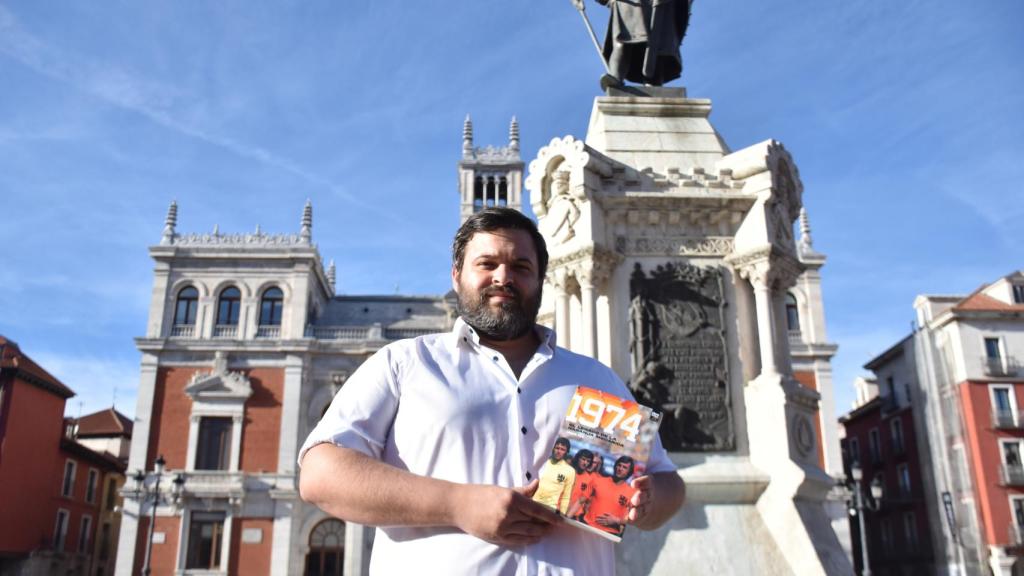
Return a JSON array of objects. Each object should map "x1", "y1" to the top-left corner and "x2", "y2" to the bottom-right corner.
[{"x1": 532, "y1": 386, "x2": 662, "y2": 542}]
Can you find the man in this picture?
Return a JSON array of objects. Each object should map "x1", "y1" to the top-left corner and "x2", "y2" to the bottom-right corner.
[
  {"x1": 533, "y1": 438, "x2": 577, "y2": 514},
  {"x1": 566, "y1": 449, "x2": 596, "y2": 521},
  {"x1": 572, "y1": 0, "x2": 690, "y2": 88},
  {"x1": 584, "y1": 456, "x2": 637, "y2": 536},
  {"x1": 299, "y1": 208, "x2": 685, "y2": 575}
]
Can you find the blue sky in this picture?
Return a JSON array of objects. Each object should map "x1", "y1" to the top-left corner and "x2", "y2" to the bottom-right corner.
[{"x1": 1, "y1": 1, "x2": 1021, "y2": 422}]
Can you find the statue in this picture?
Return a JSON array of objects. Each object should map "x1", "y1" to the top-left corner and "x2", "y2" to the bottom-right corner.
[{"x1": 571, "y1": 0, "x2": 691, "y2": 89}]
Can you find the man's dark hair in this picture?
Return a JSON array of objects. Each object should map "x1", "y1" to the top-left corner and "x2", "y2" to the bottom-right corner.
[
  {"x1": 571, "y1": 449, "x2": 594, "y2": 473},
  {"x1": 614, "y1": 455, "x2": 635, "y2": 480},
  {"x1": 554, "y1": 437, "x2": 571, "y2": 451},
  {"x1": 452, "y1": 208, "x2": 548, "y2": 280}
]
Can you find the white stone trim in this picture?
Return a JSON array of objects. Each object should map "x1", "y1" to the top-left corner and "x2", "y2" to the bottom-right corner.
[
  {"x1": 277, "y1": 356, "x2": 304, "y2": 475},
  {"x1": 990, "y1": 383, "x2": 1019, "y2": 425}
]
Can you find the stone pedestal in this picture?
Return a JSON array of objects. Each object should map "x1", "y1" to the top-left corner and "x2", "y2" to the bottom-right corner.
[{"x1": 527, "y1": 90, "x2": 851, "y2": 575}]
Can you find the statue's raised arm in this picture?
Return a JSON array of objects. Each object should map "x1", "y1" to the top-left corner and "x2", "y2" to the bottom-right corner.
[{"x1": 572, "y1": 0, "x2": 691, "y2": 89}]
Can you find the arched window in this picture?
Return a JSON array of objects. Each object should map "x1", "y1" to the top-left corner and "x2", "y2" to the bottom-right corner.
[
  {"x1": 174, "y1": 287, "x2": 199, "y2": 326},
  {"x1": 498, "y1": 176, "x2": 508, "y2": 206},
  {"x1": 304, "y1": 519, "x2": 344, "y2": 576},
  {"x1": 473, "y1": 176, "x2": 484, "y2": 211},
  {"x1": 785, "y1": 293, "x2": 800, "y2": 332},
  {"x1": 259, "y1": 287, "x2": 284, "y2": 326},
  {"x1": 216, "y1": 287, "x2": 241, "y2": 326}
]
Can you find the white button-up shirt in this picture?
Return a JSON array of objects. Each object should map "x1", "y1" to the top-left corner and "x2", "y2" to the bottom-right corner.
[{"x1": 300, "y1": 319, "x2": 675, "y2": 576}]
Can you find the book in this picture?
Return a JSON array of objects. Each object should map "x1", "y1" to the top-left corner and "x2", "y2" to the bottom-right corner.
[{"x1": 532, "y1": 386, "x2": 663, "y2": 542}]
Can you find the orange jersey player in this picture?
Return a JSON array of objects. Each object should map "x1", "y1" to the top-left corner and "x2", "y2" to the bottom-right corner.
[
  {"x1": 583, "y1": 456, "x2": 636, "y2": 536},
  {"x1": 566, "y1": 449, "x2": 596, "y2": 521}
]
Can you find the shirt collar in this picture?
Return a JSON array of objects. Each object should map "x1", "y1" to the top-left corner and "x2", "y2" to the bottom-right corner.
[{"x1": 450, "y1": 317, "x2": 557, "y2": 359}]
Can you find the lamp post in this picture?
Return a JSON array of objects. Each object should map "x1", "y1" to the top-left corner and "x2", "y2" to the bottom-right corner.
[
  {"x1": 847, "y1": 462, "x2": 884, "y2": 576},
  {"x1": 131, "y1": 455, "x2": 185, "y2": 576}
]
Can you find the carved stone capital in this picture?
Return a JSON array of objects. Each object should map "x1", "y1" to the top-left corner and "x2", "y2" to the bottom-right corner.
[{"x1": 549, "y1": 245, "x2": 622, "y2": 291}]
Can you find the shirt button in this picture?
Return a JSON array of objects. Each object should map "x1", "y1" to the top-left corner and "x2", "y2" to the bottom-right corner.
[
  {"x1": 521, "y1": 426, "x2": 527, "y2": 435},
  {"x1": 493, "y1": 356, "x2": 499, "y2": 362},
  {"x1": 517, "y1": 387, "x2": 521, "y2": 394},
  {"x1": 526, "y1": 471, "x2": 533, "y2": 480}
]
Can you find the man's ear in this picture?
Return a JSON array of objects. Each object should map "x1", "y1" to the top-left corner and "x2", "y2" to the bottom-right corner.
[{"x1": 451, "y1": 266, "x2": 459, "y2": 292}]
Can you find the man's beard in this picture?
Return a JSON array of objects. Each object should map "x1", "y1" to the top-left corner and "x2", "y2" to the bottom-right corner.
[{"x1": 456, "y1": 280, "x2": 541, "y2": 341}]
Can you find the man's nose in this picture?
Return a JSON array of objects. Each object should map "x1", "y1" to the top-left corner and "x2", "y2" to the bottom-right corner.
[{"x1": 492, "y1": 265, "x2": 513, "y2": 286}]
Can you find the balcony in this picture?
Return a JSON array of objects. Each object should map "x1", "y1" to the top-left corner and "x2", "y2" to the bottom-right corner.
[
  {"x1": 255, "y1": 325, "x2": 280, "y2": 339},
  {"x1": 305, "y1": 325, "x2": 372, "y2": 340},
  {"x1": 1001, "y1": 464, "x2": 1024, "y2": 487},
  {"x1": 983, "y1": 356, "x2": 1020, "y2": 378},
  {"x1": 212, "y1": 325, "x2": 238, "y2": 339},
  {"x1": 304, "y1": 325, "x2": 439, "y2": 341},
  {"x1": 383, "y1": 327, "x2": 438, "y2": 340},
  {"x1": 1009, "y1": 522, "x2": 1024, "y2": 548},
  {"x1": 181, "y1": 471, "x2": 246, "y2": 500},
  {"x1": 169, "y1": 325, "x2": 195, "y2": 338},
  {"x1": 992, "y1": 409, "x2": 1024, "y2": 429}
]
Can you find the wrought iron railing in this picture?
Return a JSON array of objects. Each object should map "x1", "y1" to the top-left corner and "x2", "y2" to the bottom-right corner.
[
  {"x1": 1002, "y1": 464, "x2": 1024, "y2": 487},
  {"x1": 1009, "y1": 521, "x2": 1024, "y2": 547},
  {"x1": 992, "y1": 409, "x2": 1024, "y2": 429},
  {"x1": 983, "y1": 356, "x2": 1020, "y2": 377}
]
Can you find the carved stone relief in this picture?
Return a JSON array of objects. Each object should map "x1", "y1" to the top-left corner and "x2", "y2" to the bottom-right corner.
[{"x1": 628, "y1": 263, "x2": 734, "y2": 452}]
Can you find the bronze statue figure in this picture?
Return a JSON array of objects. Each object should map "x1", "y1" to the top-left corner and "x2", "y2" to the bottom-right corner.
[{"x1": 571, "y1": 0, "x2": 691, "y2": 89}]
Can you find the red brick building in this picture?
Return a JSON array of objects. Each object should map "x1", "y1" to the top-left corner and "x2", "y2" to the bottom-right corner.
[
  {"x1": 840, "y1": 369, "x2": 935, "y2": 574},
  {"x1": 0, "y1": 336, "x2": 128, "y2": 576}
]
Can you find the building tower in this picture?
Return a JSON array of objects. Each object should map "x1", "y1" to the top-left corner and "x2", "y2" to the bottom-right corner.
[{"x1": 457, "y1": 115, "x2": 524, "y2": 223}]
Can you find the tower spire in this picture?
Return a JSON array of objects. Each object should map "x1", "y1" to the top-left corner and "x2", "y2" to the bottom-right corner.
[
  {"x1": 300, "y1": 199, "x2": 313, "y2": 244},
  {"x1": 509, "y1": 116, "x2": 519, "y2": 154},
  {"x1": 161, "y1": 200, "x2": 178, "y2": 245},
  {"x1": 462, "y1": 114, "x2": 473, "y2": 158},
  {"x1": 327, "y1": 259, "x2": 336, "y2": 294},
  {"x1": 799, "y1": 207, "x2": 813, "y2": 249}
]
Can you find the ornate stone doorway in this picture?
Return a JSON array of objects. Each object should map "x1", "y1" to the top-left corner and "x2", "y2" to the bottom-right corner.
[{"x1": 304, "y1": 519, "x2": 345, "y2": 576}]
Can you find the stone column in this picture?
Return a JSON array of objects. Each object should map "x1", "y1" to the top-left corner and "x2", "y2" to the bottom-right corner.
[
  {"x1": 577, "y1": 267, "x2": 598, "y2": 359},
  {"x1": 551, "y1": 269, "x2": 571, "y2": 349},
  {"x1": 772, "y1": 288, "x2": 795, "y2": 377},
  {"x1": 748, "y1": 264, "x2": 779, "y2": 378}
]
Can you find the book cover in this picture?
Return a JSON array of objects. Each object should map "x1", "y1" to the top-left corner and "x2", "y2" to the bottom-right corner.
[{"x1": 532, "y1": 386, "x2": 662, "y2": 542}]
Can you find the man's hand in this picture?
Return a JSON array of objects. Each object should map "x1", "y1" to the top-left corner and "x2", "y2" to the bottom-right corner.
[
  {"x1": 595, "y1": 512, "x2": 625, "y2": 528},
  {"x1": 626, "y1": 472, "x2": 685, "y2": 530},
  {"x1": 451, "y1": 480, "x2": 561, "y2": 547},
  {"x1": 626, "y1": 474, "x2": 654, "y2": 525}
]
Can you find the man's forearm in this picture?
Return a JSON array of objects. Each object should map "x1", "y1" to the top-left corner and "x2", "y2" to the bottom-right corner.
[
  {"x1": 299, "y1": 443, "x2": 561, "y2": 546},
  {"x1": 299, "y1": 443, "x2": 460, "y2": 527}
]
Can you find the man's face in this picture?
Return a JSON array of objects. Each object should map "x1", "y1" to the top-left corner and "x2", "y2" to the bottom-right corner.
[
  {"x1": 579, "y1": 455, "x2": 592, "y2": 469},
  {"x1": 552, "y1": 443, "x2": 568, "y2": 460},
  {"x1": 614, "y1": 460, "x2": 631, "y2": 480},
  {"x1": 452, "y1": 229, "x2": 542, "y2": 341},
  {"x1": 589, "y1": 457, "x2": 601, "y2": 473}
]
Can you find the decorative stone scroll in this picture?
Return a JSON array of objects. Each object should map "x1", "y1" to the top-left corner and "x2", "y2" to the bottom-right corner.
[{"x1": 628, "y1": 262, "x2": 734, "y2": 452}]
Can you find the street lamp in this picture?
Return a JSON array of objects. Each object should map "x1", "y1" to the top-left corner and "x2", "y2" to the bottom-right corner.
[
  {"x1": 131, "y1": 455, "x2": 185, "y2": 576},
  {"x1": 847, "y1": 462, "x2": 884, "y2": 576}
]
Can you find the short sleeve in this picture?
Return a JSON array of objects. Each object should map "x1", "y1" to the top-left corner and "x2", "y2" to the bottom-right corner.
[
  {"x1": 297, "y1": 346, "x2": 401, "y2": 466},
  {"x1": 599, "y1": 364, "x2": 676, "y2": 476}
]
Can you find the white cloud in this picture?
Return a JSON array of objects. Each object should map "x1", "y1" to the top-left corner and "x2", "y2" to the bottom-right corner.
[
  {"x1": 0, "y1": 4, "x2": 404, "y2": 226},
  {"x1": 31, "y1": 351, "x2": 141, "y2": 420}
]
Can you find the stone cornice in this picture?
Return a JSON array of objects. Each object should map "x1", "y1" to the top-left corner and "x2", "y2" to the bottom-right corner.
[{"x1": 615, "y1": 235, "x2": 735, "y2": 257}]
